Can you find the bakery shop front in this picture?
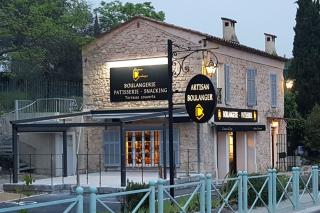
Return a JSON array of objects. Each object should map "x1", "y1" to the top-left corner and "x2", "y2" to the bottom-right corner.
[
  {"x1": 213, "y1": 107, "x2": 266, "y2": 178},
  {"x1": 82, "y1": 16, "x2": 286, "y2": 181}
]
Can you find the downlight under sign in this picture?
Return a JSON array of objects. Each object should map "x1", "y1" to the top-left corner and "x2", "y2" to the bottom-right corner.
[{"x1": 185, "y1": 74, "x2": 217, "y2": 123}]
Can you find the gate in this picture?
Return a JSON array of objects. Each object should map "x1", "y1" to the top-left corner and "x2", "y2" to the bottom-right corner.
[{"x1": 276, "y1": 134, "x2": 296, "y2": 171}]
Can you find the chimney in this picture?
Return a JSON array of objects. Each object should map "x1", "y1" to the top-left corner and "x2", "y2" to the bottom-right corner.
[
  {"x1": 221, "y1": 17, "x2": 239, "y2": 43},
  {"x1": 264, "y1": 33, "x2": 277, "y2": 55}
]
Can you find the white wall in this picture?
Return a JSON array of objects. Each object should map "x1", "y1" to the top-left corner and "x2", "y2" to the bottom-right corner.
[
  {"x1": 247, "y1": 132, "x2": 257, "y2": 173},
  {"x1": 236, "y1": 132, "x2": 247, "y2": 171},
  {"x1": 217, "y1": 132, "x2": 228, "y2": 179}
]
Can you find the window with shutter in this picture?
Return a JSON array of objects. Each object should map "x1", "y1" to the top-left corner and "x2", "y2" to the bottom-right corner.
[
  {"x1": 160, "y1": 128, "x2": 180, "y2": 166},
  {"x1": 270, "y1": 74, "x2": 277, "y2": 107},
  {"x1": 247, "y1": 69, "x2": 257, "y2": 106},
  {"x1": 225, "y1": 64, "x2": 231, "y2": 104},
  {"x1": 104, "y1": 130, "x2": 120, "y2": 166}
]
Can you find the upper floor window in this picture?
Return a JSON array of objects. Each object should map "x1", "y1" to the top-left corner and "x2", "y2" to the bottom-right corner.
[
  {"x1": 247, "y1": 69, "x2": 257, "y2": 107},
  {"x1": 270, "y1": 74, "x2": 277, "y2": 107},
  {"x1": 224, "y1": 64, "x2": 231, "y2": 105}
]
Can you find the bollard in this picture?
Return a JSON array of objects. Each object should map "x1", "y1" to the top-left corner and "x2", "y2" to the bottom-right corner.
[
  {"x1": 206, "y1": 174, "x2": 212, "y2": 213},
  {"x1": 199, "y1": 174, "x2": 206, "y2": 213},
  {"x1": 292, "y1": 167, "x2": 300, "y2": 210},
  {"x1": 76, "y1": 187, "x2": 84, "y2": 213},
  {"x1": 238, "y1": 171, "x2": 243, "y2": 213},
  {"x1": 149, "y1": 180, "x2": 156, "y2": 213},
  {"x1": 242, "y1": 171, "x2": 248, "y2": 213},
  {"x1": 312, "y1": 166, "x2": 319, "y2": 205},
  {"x1": 89, "y1": 186, "x2": 97, "y2": 213},
  {"x1": 157, "y1": 179, "x2": 165, "y2": 213}
]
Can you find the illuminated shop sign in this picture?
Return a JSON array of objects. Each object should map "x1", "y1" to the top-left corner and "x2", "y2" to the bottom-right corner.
[
  {"x1": 214, "y1": 107, "x2": 258, "y2": 122},
  {"x1": 110, "y1": 65, "x2": 168, "y2": 102},
  {"x1": 185, "y1": 74, "x2": 217, "y2": 123}
]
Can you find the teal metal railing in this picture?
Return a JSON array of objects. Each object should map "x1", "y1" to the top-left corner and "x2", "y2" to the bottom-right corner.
[
  {"x1": 0, "y1": 187, "x2": 84, "y2": 213},
  {"x1": 1, "y1": 167, "x2": 320, "y2": 213}
]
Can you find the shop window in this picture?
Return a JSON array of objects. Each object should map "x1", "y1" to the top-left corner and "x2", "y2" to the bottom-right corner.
[
  {"x1": 247, "y1": 69, "x2": 257, "y2": 107},
  {"x1": 270, "y1": 74, "x2": 277, "y2": 107}
]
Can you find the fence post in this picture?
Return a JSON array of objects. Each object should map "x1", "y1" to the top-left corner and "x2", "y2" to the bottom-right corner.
[
  {"x1": 292, "y1": 167, "x2": 300, "y2": 210},
  {"x1": 199, "y1": 174, "x2": 205, "y2": 213},
  {"x1": 206, "y1": 174, "x2": 212, "y2": 213},
  {"x1": 268, "y1": 169, "x2": 274, "y2": 213},
  {"x1": 149, "y1": 180, "x2": 156, "y2": 213},
  {"x1": 238, "y1": 171, "x2": 243, "y2": 213},
  {"x1": 157, "y1": 179, "x2": 165, "y2": 213},
  {"x1": 76, "y1": 187, "x2": 84, "y2": 213},
  {"x1": 272, "y1": 169, "x2": 277, "y2": 213},
  {"x1": 89, "y1": 186, "x2": 97, "y2": 213},
  {"x1": 242, "y1": 171, "x2": 248, "y2": 213},
  {"x1": 312, "y1": 166, "x2": 319, "y2": 205}
]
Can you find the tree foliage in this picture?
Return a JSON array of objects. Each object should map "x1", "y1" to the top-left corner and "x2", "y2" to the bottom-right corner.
[
  {"x1": 96, "y1": 1, "x2": 165, "y2": 32},
  {"x1": 284, "y1": 91, "x2": 305, "y2": 148},
  {"x1": 305, "y1": 104, "x2": 320, "y2": 149},
  {"x1": 289, "y1": 0, "x2": 320, "y2": 115},
  {"x1": 0, "y1": 0, "x2": 93, "y2": 80}
]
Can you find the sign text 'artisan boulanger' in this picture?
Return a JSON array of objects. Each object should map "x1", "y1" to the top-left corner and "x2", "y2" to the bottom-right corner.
[
  {"x1": 110, "y1": 65, "x2": 168, "y2": 102},
  {"x1": 185, "y1": 74, "x2": 217, "y2": 123}
]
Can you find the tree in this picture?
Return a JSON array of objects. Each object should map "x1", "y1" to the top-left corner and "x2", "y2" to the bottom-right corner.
[
  {"x1": 289, "y1": 0, "x2": 320, "y2": 115},
  {"x1": 93, "y1": 12, "x2": 101, "y2": 37},
  {"x1": 95, "y1": 1, "x2": 165, "y2": 32},
  {"x1": 284, "y1": 91, "x2": 305, "y2": 148},
  {"x1": 305, "y1": 104, "x2": 320, "y2": 150},
  {"x1": 0, "y1": 0, "x2": 93, "y2": 80}
]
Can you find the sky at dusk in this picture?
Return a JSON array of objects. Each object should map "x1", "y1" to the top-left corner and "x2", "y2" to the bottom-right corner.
[{"x1": 87, "y1": 0, "x2": 297, "y2": 58}]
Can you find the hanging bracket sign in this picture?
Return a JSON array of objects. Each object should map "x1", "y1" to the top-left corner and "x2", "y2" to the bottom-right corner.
[{"x1": 185, "y1": 74, "x2": 217, "y2": 123}]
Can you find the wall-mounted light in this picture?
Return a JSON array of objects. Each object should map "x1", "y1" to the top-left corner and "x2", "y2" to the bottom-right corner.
[
  {"x1": 285, "y1": 79, "x2": 294, "y2": 90},
  {"x1": 271, "y1": 120, "x2": 279, "y2": 128},
  {"x1": 201, "y1": 52, "x2": 218, "y2": 77}
]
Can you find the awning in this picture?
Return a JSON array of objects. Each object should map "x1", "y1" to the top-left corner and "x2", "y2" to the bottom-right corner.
[{"x1": 212, "y1": 122, "x2": 266, "y2": 132}]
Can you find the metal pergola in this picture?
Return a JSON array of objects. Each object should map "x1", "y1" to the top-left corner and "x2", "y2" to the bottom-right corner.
[{"x1": 11, "y1": 108, "x2": 190, "y2": 186}]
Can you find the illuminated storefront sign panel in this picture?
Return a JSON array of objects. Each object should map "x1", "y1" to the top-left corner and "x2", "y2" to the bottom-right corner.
[
  {"x1": 110, "y1": 64, "x2": 168, "y2": 102},
  {"x1": 214, "y1": 107, "x2": 258, "y2": 122}
]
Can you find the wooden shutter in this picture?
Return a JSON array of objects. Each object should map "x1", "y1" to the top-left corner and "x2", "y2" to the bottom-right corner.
[
  {"x1": 103, "y1": 130, "x2": 120, "y2": 166},
  {"x1": 160, "y1": 128, "x2": 180, "y2": 166},
  {"x1": 224, "y1": 64, "x2": 231, "y2": 104},
  {"x1": 247, "y1": 69, "x2": 257, "y2": 106},
  {"x1": 270, "y1": 74, "x2": 277, "y2": 107}
]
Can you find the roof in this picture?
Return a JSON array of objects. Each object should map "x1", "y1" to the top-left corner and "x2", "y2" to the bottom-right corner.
[{"x1": 93, "y1": 16, "x2": 287, "y2": 62}]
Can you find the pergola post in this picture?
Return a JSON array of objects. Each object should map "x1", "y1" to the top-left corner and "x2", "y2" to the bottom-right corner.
[
  {"x1": 12, "y1": 124, "x2": 18, "y2": 183},
  {"x1": 120, "y1": 121, "x2": 126, "y2": 186},
  {"x1": 63, "y1": 131, "x2": 68, "y2": 177}
]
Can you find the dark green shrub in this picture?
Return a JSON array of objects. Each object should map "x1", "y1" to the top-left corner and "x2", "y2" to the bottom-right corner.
[
  {"x1": 247, "y1": 173, "x2": 289, "y2": 207},
  {"x1": 122, "y1": 180, "x2": 149, "y2": 212},
  {"x1": 213, "y1": 172, "x2": 290, "y2": 210}
]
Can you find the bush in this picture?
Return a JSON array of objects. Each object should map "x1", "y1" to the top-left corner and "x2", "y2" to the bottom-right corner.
[
  {"x1": 122, "y1": 181, "x2": 149, "y2": 212},
  {"x1": 214, "y1": 172, "x2": 289, "y2": 210}
]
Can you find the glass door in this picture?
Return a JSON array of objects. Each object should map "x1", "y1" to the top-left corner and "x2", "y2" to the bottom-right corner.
[{"x1": 228, "y1": 132, "x2": 237, "y2": 174}]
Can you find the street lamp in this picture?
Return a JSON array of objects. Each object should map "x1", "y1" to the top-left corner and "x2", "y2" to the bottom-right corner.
[{"x1": 285, "y1": 79, "x2": 294, "y2": 90}]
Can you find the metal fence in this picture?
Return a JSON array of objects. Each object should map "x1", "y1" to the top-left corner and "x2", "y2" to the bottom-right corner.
[
  {"x1": 1, "y1": 166, "x2": 320, "y2": 212},
  {"x1": 0, "y1": 149, "x2": 212, "y2": 188},
  {"x1": 0, "y1": 79, "x2": 82, "y2": 113}
]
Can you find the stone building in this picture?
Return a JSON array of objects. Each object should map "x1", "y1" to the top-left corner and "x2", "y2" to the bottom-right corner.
[{"x1": 82, "y1": 16, "x2": 286, "y2": 178}]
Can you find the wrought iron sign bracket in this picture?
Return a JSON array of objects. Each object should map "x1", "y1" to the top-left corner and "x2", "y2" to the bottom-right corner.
[{"x1": 171, "y1": 43, "x2": 219, "y2": 77}]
